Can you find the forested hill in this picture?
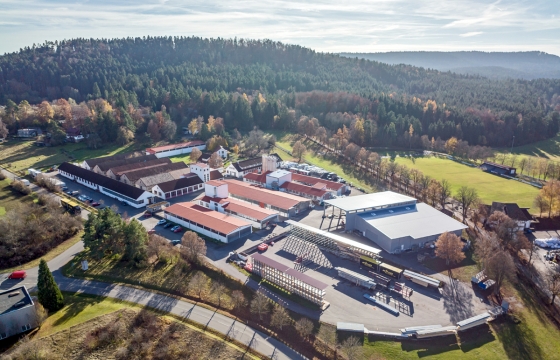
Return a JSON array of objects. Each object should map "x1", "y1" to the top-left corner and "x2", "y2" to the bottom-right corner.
[
  {"x1": 1, "y1": 37, "x2": 560, "y2": 148},
  {"x1": 340, "y1": 51, "x2": 560, "y2": 80}
]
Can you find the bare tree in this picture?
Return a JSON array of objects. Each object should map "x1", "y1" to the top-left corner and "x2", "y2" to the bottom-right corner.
[
  {"x1": 456, "y1": 186, "x2": 479, "y2": 223},
  {"x1": 147, "y1": 234, "x2": 170, "y2": 263},
  {"x1": 439, "y1": 179, "x2": 452, "y2": 210},
  {"x1": 211, "y1": 281, "x2": 227, "y2": 308},
  {"x1": 188, "y1": 271, "x2": 207, "y2": 300},
  {"x1": 292, "y1": 141, "x2": 307, "y2": 163},
  {"x1": 270, "y1": 305, "x2": 291, "y2": 331},
  {"x1": 295, "y1": 317, "x2": 314, "y2": 341},
  {"x1": 486, "y1": 249, "x2": 516, "y2": 297},
  {"x1": 317, "y1": 323, "x2": 337, "y2": 357},
  {"x1": 34, "y1": 302, "x2": 48, "y2": 328},
  {"x1": 250, "y1": 291, "x2": 270, "y2": 321},
  {"x1": 341, "y1": 336, "x2": 364, "y2": 360},
  {"x1": 231, "y1": 290, "x2": 247, "y2": 312},
  {"x1": 190, "y1": 147, "x2": 202, "y2": 163},
  {"x1": 534, "y1": 194, "x2": 549, "y2": 217},
  {"x1": 435, "y1": 232, "x2": 466, "y2": 266},
  {"x1": 180, "y1": 231, "x2": 207, "y2": 264},
  {"x1": 488, "y1": 211, "x2": 518, "y2": 249},
  {"x1": 545, "y1": 267, "x2": 560, "y2": 305},
  {"x1": 208, "y1": 152, "x2": 223, "y2": 169}
]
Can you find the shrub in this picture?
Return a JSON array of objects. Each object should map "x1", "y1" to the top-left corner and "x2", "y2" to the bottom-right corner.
[
  {"x1": 0, "y1": 172, "x2": 5, "y2": 181},
  {"x1": 11, "y1": 180, "x2": 31, "y2": 195}
]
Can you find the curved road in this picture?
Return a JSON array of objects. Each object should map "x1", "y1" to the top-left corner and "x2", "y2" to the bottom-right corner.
[{"x1": 0, "y1": 241, "x2": 305, "y2": 360}]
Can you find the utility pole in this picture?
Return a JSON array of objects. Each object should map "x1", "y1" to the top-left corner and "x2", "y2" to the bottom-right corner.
[{"x1": 511, "y1": 135, "x2": 515, "y2": 153}]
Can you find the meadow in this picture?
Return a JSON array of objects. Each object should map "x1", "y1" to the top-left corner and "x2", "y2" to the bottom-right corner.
[{"x1": 394, "y1": 156, "x2": 539, "y2": 212}]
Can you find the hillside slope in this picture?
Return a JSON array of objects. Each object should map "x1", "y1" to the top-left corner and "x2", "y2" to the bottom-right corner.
[{"x1": 339, "y1": 51, "x2": 560, "y2": 79}]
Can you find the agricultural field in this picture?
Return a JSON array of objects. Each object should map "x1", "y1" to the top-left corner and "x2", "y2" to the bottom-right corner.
[
  {"x1": 393, "y1": 156, "x2": 539, "y2": 212},
  {"x1": 0, "y1": 140, "x2": 146, "y2": 173}
]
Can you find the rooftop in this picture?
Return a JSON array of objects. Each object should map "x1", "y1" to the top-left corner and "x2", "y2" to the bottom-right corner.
[
  {"x1": 0, "y1": 286, "x2": 33, "y2": 316},
  {"x1": 200, "y1": 196, "x2": 278, "y2": 221},
  {"x1": 324, "y1": 191, "x2": 416, "y2": 212},
  {"x1": 192, "y1": 162, "x2": 209, "y2": 169},
  {"x1": 210, "y1": 169, "x2": 223, "y2": 180},
  {"x1": 280, "y1": 181, "x2": 329, "y2": 197},
  {"x1": 490, "y1": 202, "x2": 532, "y2": 222},
  {"x1": 137, "y1": 173, "x2": 175, "y2": 187},
  {"x1": 109, "y1": 158, "x2": 171, "y2": 176},
  {"x1": 206, "y1": 180, "x2": 226, "y2": 187},
  {"x1": 244, "y1": 171, "x2": 270, "y2": 184},
  {"x1": 168, "y1": 168, "x2": 192, "y2": 180},
  {"x1": 252, "y1": 253, "x2": 329, "y2": 290},
  {"x1": 146, "y1": 140, "x2": 205, "y2": 154},
  {"x1": 83, "y1": 152, "x2": 143, "y2": 167},
  {"x1": 223, "y1": 180, "x2": 308, "y2": 210},
  {"x1": 58, "y1": 162, "x2": 149, "y2": 200},
  {"x1": 165, "y1": 202, "x2": 251, "y2": 235},
  {"x1": 121, "y1": 162, "x2": 188, "y2": 183},
  {"x1": 357, "y1": 203, "x2": 467, "y2": 240},
  {"x1": 268, "y1": 169, "x2": 291, "y2": 178},
  {"x1": 95, "y1": 154, "x2": 159, "y2": 172},
  {"x1": 290, "y1": 172, "x2": 344, "y2": 191},
  {"x1": 156, "y1": 174, "x2": 203, "y2": 193}
]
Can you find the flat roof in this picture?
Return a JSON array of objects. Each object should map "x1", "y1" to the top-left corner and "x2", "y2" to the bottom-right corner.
[
  {"x1": 206, "y1": 180, "x2": 226, "y2": 187},
  {"x1": 165, "y1": 202, "x2": 251, "y2": 235},
  {"x1": 268, "y1": 169, "x2": 291, "y2": 178},
  {"x1": 325, "y1": 191, "x2": 416, "y2": 212},
  {"x1": 223, "y1": 180, "x2": 308, "y2": 210},
  {"x1": 285, "y1": 220, "x2": 382, "y2": 255},
  {"x1": 337, "y1": 322, "x2": 365, "y2": 332},
  {"x1": 252, "y1": 253, "x2": 329, "y2": 290},
  {"x1": 357, "y1": 203, "x2": 468, "y2": 240},
  {"x1": 0, "y1": 286, "x2": 33, "y2": 316}
]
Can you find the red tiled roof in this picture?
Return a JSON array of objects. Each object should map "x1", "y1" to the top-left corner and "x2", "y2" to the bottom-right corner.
[
  {"x1": 199, "y1": 196, "x2": 278, "y2": 221},
  {"x1": 223, "y1": 180, "x2": 308, "y2": 210},
  {"x1": 290, "y1": 172, "x2": 344, "y2": 191},
  {"x1": 165, "y1": 202, "x2": 251, "y2": 234},
  {"x1": 244, "y1": 171, "x2": 270, "y2": 184},
  {"x1": 311, "y1": 182, "x2": 327, "y2": 190},
  {"x1": 206, "y1": 180, "x2": 226, "y2": 187},
  {"x1": 210, "y1": 169, "x2": 223, "y2": 180},
  {"x1": 192, "y1": 162, "x2": 208, "y2": 169},
  {"x1": 280, "y1": 181, "x2": 329, "y2": 198},
  {"x1": 146, "y1": 141, "x2": 205, "y2": 154}
]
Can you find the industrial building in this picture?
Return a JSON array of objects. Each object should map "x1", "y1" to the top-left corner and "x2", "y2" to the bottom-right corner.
[
  {"x1": 164, "y1": 202, "x2": 252, "y2": 243},
  {"x1": 0, "y1": 286, "x2": 38, "y2": 340},
  {"x1": 58, "y1": 162, "x2": 155, "y2": 208},
  {"x1": 251, "y1": 253, "x2": 329, "y2": 306},
  {"x1": 91, "y1": 154, "x2": 159, "y2": 175},
  {"x1": 81, "y1": 151, "x2": 145, "y2": 170},
  {"x1": 324, "y1": 191, "x2": 467, "y2": 253},
  {"x1": 199, "y1": 180, "x2": 279, "y2": 228},
  {"x1": 151, "y1": 174, "x2": 205, "y2": 200},
  {"x1": 105, "y1": 158, "x2": 171, "y2": 180},
  {"x1": 223, "y1": 179, "x2": 310, "y2": 218},
  {"x1": 145, "y1": 140, "x2": 206, "y2": 158}
]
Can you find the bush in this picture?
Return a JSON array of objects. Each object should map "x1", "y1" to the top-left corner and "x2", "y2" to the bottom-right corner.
[
  {"x1": 0, "y1": 172, "x2": 6, "y2": 181},
  {"x1": 11, "y1": 180, "x2": 31, "y2": 195}
]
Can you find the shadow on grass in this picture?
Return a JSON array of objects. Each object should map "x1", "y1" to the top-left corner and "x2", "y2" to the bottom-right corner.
[
  {"x1": 52, "y1": 292, "x2": 104, "y2": 327},
  {"x1": 457, "y1": 324, "x2": 496, "y2": 352},
  {"x1": 491, "y1": 315, "x2": 544, "y2": 360},
  {"x1": 398, "y1": 335, "x2": 460, "y2": 357}
]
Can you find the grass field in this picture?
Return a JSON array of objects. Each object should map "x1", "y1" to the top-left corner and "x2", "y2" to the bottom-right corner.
[
  {"x1": 0, "y1": 178, "x2": 35, "y2": 216},
  {"x1": 0, "y1": 140, "x2": 146, "y2": 173},
  {"x1": 394, "y1": 156, "x2": 540, "y2": 212},
  {"x1": 498, "y1": 134, "x2": 560, "y2": 162}
]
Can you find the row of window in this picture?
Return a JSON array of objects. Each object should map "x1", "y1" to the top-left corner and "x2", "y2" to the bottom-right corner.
[{"x1": 166, "y1": 214, "x2": 227, "y2": 237}]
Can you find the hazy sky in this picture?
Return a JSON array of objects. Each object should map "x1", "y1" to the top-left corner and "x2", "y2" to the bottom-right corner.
[{"x1": 1, "y1": 0, "x2": 559, "y2": 55}]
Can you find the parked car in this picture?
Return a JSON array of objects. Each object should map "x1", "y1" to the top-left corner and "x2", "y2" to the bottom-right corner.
[
  {"x1": 171, "y1": 226, "x2": 183, "y2": 233},
  {"x1": 78, "y1": 195, "x2": 87, "y2": 201},
  {"x1": 61, "y1": 186, "x2": 68, "y2": 191},
  {"x1": 143, "y1": 211, "x2": 152, "y2": 217},
  {"x1": 66, "y1": 190, "x2": 73, "y2": 195},
  {"x1": 71, "y1": 191, "x2": 80, "y2": 196},
  {"x1": 157, "y1": 219, "x2": 167, "y2": 225},
  {"x1": 91, "y1": 202, "x2": 100, "y2": 207},
  {"x1": 148, "y1": 229, "x2": 156, "y2": 235},
  {"x1": 121, "y1": 201, "x2": 128, "y2": 206},
  {"x1": 257, "y1": 243, "x2": 269, "y2": 252},
  {"x1": 84, "y1": 196, "x2": 93, "y2": 202},
  {"x1": 171, "y1": 240, "x2": 181, "y2": 246},
  {"x1": 164, "y1": 222, "x2": 173, "y2": 228},
  {"x1": 8, "y1": 270, "x2": 26, "y2": 279}
]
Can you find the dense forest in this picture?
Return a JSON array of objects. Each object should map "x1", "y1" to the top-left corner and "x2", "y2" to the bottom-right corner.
[{"x1": 1, "y1": 36, "x2": 559, "y2": 148}]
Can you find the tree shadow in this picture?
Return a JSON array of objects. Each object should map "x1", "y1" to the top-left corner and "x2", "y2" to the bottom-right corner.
[
  {"x1": 52, "y1": 292, "x2": 104, "y2": 326},
  {"x1": 441, "y1": 274, "x2": 475, "y2": 325},
  {"x1": 399, "y1": 336, "x2": 460, "y2": 357},
  {"x1": 491, "y1": 315, "x2": 545, "y2": 360}
]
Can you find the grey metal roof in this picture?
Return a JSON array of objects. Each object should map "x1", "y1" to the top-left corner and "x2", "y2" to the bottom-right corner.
[
  {"x1": 337, "y1": 322, "x2": 365, "y2": 332},
  {"x1": 0, "y1": 286, "x2": 33, "y2": 316},
  {"x1": 268, "y1": 169, "x2": 291, "y2": 178},
  {"x1": 325, "y1": 191, "x2": 416, "y2": 212},
  {"x1": 358, "y1": 203, "x2": 467, "y2": 240}
]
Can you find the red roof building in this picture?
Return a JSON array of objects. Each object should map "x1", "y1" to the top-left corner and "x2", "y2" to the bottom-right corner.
[
  {"x1": 164, "y1": 202, "x2": 252, "y2": 243},
  {"x1": 198, "y1": 195, "x2": 278, "y2": 228},
  {"x1": 279, "y1": 181, "x2": 334, "y2": 201},
  {"x1": 290, "y1": 172, "x2": 346, "y2": 195}
]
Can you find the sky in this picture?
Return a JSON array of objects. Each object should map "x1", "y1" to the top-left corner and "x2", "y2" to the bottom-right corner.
[{"x1": 0, "y1": 0, "x2": 559, "y2": 55}]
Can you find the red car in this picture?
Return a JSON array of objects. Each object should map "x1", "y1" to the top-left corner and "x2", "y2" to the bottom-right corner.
[
  {"x1": 172, "y1": 226, "x2": 183, "y2": 233},
  {"x1": 143, "y1": 211, "x2": 152, "y2": 217},
  {"x1": 91, "y1": 202, "x2": 100, "y2": 207},
  {"x1": 148, "y1": 229, "x2": 156, "y2": 235},
  {"x1": 257, "y1": 243, "x2": 269, "y2": 252},
  {"x1": 8, "y1": 270, "x2": 27, "y2": 279}
]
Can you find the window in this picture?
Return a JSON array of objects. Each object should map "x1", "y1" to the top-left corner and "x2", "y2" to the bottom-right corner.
[{"x1": 21, "y1": 324, "x2": 31, "y2": 331}]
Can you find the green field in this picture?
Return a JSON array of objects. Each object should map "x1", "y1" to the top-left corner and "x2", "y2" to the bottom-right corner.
[
  {"x1": 499, "y1": 134, "x2": 560, "y2": 162},
  {"x1": 0, "y1": 178, "x2": 35, "y2": 216},
  {"x1": 394, "y1": 156, "x2": 540, "y2": 212},
  {"x1": 0, "y1": 140, "x2": 146, "y2": 173}
]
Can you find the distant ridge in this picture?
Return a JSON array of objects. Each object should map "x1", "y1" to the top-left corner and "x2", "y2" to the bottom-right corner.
[{"x1": 339, "y1": 51, "x2": 560, "y2": 80}]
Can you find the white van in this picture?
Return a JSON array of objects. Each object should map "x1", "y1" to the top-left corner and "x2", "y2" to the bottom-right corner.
[{"x1": 21, "y1": 179, "x2": 31, "y2": 186}]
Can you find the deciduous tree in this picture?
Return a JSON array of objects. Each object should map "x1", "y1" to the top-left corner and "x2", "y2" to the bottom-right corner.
[
  {"x1": 545, "y1": 267, "x2": 560, "y2": 305},
  {"x1": 190, "y1": 147, "x2": 202, "y2": 164},
  {"x1": 456, "y1": 186, "x2": 479, "y2": 223},
  {"x1": 208, "y1": 152, "x2": 223, "y2": 169},
  {"x1": 231, "y1": 290, "x2": 247, "y2": 312},
  {"x1": 180, "y1": 231, "x2": 206, "y2": 264},
  {"x1": 435, "y1": 232, "x2": 465, "y2": 266},
  {"x1": 292, "y1": 140, "x2": 307, "y2": 162},
  {"x1": 295, "y1": 317, "x2": 314, "y2": 341},
  {"x1": 250, "y1": 291, "x2": 270, "y2": 321},
  {"x1": 270, "y1": 305, "x2": 291, "y2": 330},
  {"x1": 188, "y1": 271, "x2": 207, "y2": 300}
]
